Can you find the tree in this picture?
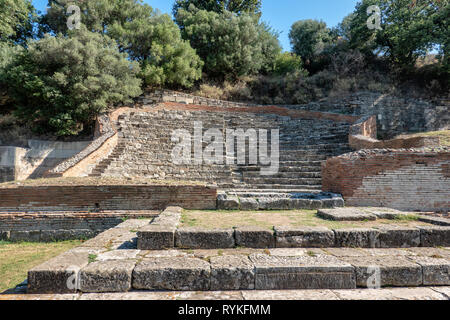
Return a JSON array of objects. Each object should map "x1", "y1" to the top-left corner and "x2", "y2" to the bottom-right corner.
[
  {"x1": 0, "y1": 0, "x2": 36, "y2": 44},
  {"x1": 40, "y1": 0, "x2": 203, "y2": 88},
  {"x1": 272, "y1": 52, "x2": 306, "y2": 76},
  {"x1": 5, "y1": 28, "x2": 142, "y2": 136},
  {"x1": 177, "y1": 7, "x2": 280, "y2": 80},
  {"x1": 289, "y1": 19, "x2": 332, "y2": 64},
  {"x1": 172, "y1": 0, "x2": 262, "y2": 16},
  {"x1": 348, "y1": 0, "x2": 448, "y2": 68}
]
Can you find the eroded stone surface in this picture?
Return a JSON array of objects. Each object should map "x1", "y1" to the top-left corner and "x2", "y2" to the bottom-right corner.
[
  {"x1": 250, "y1": 253, "x2": 355, "y2": 290},
  {"x1": 317, "y1": 208, "x2": 377, "y2": 221},
  {"x1": 275, "y1": 226, "x2": 335, "y2": 248},
  {"x1": 210, "y1": 255, "x2": 255, "y2": 290},
  {"x1": 132, "y1": 257, "x2": 211, "y2": 291},
  {"x1": 419, "y1": 226, "x2": 450, "y2": 247},
  {"x1": 377, "y1": 225, "x2": 421, "y2": 248},
  {"x1": 341, "y1": 256, "x2": 422, "y2": 287},
  {"x1": 406, "y1": 256, "x2": 449, "y2": 285},
  {"x1": 137, "y1": 225, "x2": 175, "y2": 250},
  {"x1": 175, "y1": 228, "x2": 235, "y2": 249},
  {"x1": 79, "y1": 260, "x2": 136, "y2": 293},
  {"x1": 334, "y1": 228, "x2": 380, "y2": 248},
  {"x1": 235, "y1": 227, "x2": 275, "y2": 248}
]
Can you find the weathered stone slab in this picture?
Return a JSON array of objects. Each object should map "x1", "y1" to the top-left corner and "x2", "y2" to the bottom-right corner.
[
  {"x1": 334, "y1": 228, "x2": 380, "y2": 248},
  {"x1": 242, "y1": 289, "x2": 339, "y2": 300},
  {"x1": 364, "y1": 208, "x2": 411, "y2": 220},
  {"x1": 418, "y1": 215, "x2": 450, "y2": 227},
  {"x1": 377, "y1": 225, "x2": 421, "y2": 248},
  {"x1": 239, "y1": 198, "x2": 259, "y2": 210},
  {"x1": 210, "y1": 255, "x2": 255, "y2": 290},
  {"x1": 79, "y1": 260, "x2": 136, "y2": 293},
  {"x1": 10, "y1": 230, "x2": 41, "y2": 242},
  {"x1": 217, "y1": 194, "x2": 239, "y2": 210},
  {"x1": 235, "y1": 227, "x2": 275, "y2": 248},
  {"x1": 341, "y1": 256, "x2": 422, "y2": 287},
  {"x1": 137, "y1": 225, "x2": 175, "y2": 250},
  {"x1": 175, "y1": 228, "x2": 235, "y2": 249},
  {"x1": 333, "y1": 287, "x2": 447, "y2": 300},
  {"x1": 28, "y1": 251, "x2": 90, "y2": 293},
  {"x1": 250, "y1": 253, "x2": 356, "y2": 290},
  {"x1": 132, "y1": 257, "x2": 210, "y2": 291},
  {"x1": 275, "y1": 226, "x2": 335, "y2": 248},
  {"x1": 96, "y1": 250, "x2": 141, "y2": 261},
  {"x1": 419, "y1": 226, "x2": 450, "y2": 247},
  {"x1": 317, "y1": 208, "x2": 377, "y2": 221},
  {"x1": 407, "y1": 256, "x2": 449, "y2": 285},
  {"x1": 40, "y1": 229, "x2": 95, "y2": 242}
]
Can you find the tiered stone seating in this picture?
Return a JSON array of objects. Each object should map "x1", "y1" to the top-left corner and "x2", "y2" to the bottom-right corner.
[{"x1": 90, "y1": 109, "x2": 352, "y2": 193}]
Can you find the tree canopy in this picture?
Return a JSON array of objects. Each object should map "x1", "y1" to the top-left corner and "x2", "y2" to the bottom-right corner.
[
  {"x1": 0, "y1": 0, "x2": 36, "y2": 45},
  {"x1": 5, "y1": 28, "x2": 142, "y2": 136},
  {"x1": 177, "y1": 7, "x2": 280, "y2": 80}
]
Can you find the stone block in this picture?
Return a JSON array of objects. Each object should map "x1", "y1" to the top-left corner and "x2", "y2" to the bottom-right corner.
[
  {"x1": 235, "y1": 227, "x2": 275, "y2": 248},
  {"x1": 210, "y1": 255, "x2": 255, "y2": 290},
  {"x1": 0, "y1": 231, "x2": 10, "y2": 241},
  {"x1": 317, "y1": 208, "x2": 377, "y2": 221},
  {"x1": 418, "y1": 215, "x2": 450, "y2": 227},
  {"x1": 175, "y1": 228, "x2": 235, "y2": 249},
  {"x1": 419, "y1": 226, "x2": 450, "y2": 247},
  {"x1": 274, "y1": 226, "x2": 335, "y2": 248},
  {"x1": 334, "y1": 228, "x2": 380, "y2": 248},
  {"x1": 217, "y1": 195, "x2": 239, "y2": 210},
  {"x1": 250, "y1": 254, "x2": 356, "y2": 290},
  {"x1": 96, "y1": 250, "x2": 141, "y2": 261},
  {"x1": 10, "y1": 230, "x2": 41, "y2": 242},
  {"x1": 239, "y1": 198, "x2": 259, "y2": 210},
  {"x1": 79, "y1": 260, "x2": 136, "y2": 293},
  {"x1": 132, "y1": 257, "x2": 210, "y2": 291},
  {"x1": 137, "y1": 225, "x2": 175, "y2": 250},
  {"x1": 406, "y1": 256, "x2": 449, "y2": 285},
  {"x1": 40, "y1": 229, "x2": 95, "y2": 242},
  {"x1": 341, "y1": 256, "x2": 422, "y2": 287},
  {"x1": 377, "y1": 225, "x2": 421, "y2": 248},
  {"x1": 28, "y1": 251, "x2": 90, "y2": 294}
]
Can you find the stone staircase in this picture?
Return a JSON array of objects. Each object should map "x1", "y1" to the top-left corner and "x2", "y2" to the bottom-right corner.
[{"x1": 89, "y1": 109, "x2": 352, "y2": 192}]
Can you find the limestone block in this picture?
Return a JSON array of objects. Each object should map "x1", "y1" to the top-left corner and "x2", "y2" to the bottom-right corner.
[
  {"x1": 250, "y1": 254, "x2": 356, "y2": 290},
  {"x1": 274, "y1": 226, "x2": 335, "y2": 248},
  {"x1": 334, "y1": 228, "x2": 380, "y2": 248},
  {"x1": 132, "y1": 257, "x2": 210, "y2": 291},
  {"x1": 210, "y1": 255, "x2": 255, "y2": 290},
  {"x1": 79, "y1": 260, "x2": 136, "y2": 293},
  {"x1": 341, "y1": 256, "x2": 422, "y2": 287},
  {"x1": 235, "y1": 227, "x2": 275, "y2": 248},
  {"x1": 377, "y1": 225, "x2": 420, "y2": 248},
  {"x1": 175, "y1": 228, "x2": 235, "y2": 249},
  {"x1": 419, "y1": 226, "x2": 450, "y2": 247},
  {"x1": 406, "y1": 256, "x2": 449, "y2": 285}
]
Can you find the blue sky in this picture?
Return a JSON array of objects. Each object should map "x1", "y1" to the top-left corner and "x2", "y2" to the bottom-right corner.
[{"x1": 32, "y1": 0, "x2": 359, "y2": 51}]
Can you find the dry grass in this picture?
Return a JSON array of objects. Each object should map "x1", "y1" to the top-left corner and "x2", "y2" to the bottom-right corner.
[
  {"x1": 0, "y1": 176, "x2": 208, "y2": 188},
  {"x1": 0, "y1": 240, "x2": 81, "y2": 293},
  {"x1": 395, "y1": 130, "x2": 450, "y2": 147},
  {"x1": 181, "y1": 210, "x2": 429, "y2": 230}
]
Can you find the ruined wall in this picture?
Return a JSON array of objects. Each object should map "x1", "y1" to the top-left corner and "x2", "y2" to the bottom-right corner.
[
  {"x1": 141, "y1": 90, "x2": 449, "y2": 139},
  {"x1": 0, "y1": 184, "x2": 217, "y2": 211},
  {"x1": 0, "y1": 140, "x2": 90, "y2": 182},
  {"x1": 322, "y1": 148, "x2": 450, "y2": 212}
]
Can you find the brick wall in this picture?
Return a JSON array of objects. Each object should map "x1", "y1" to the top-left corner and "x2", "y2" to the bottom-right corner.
[
  {"x1": 0, "y1": 185, "x2": 217, "y2": 211},
  {"x1": 322, "y1": 148, "x2": 450, "y2": 211}
]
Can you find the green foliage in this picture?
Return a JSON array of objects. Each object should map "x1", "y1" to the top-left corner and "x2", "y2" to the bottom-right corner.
[
  {"x1": 178, "y1": 7, "x2": 280, "y2": 80},
  {"x1": 0, "y1": 0, "x2": 36, "y2": 44},
  {"x1": 348, "y1": 0, "x2": 449, "y2": 69},
  {"x1": 40, "y1": 0, "x2": 203, "y2": 88},
  {"x1": 272, "y1": 52, "x2": 306, "y2": 76},
  {"x1": 289, "y1": 19, "x2": 333, "y2": 63},
  {"x1": 173, "y1": 0, "x2": 262, "y2": 17},
  {"x1": 5, "y1": 28, "x2": 142, "y2": 136},
  {"x1": 109, "y1": 13, "x2": 203, "y2": 88}
]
